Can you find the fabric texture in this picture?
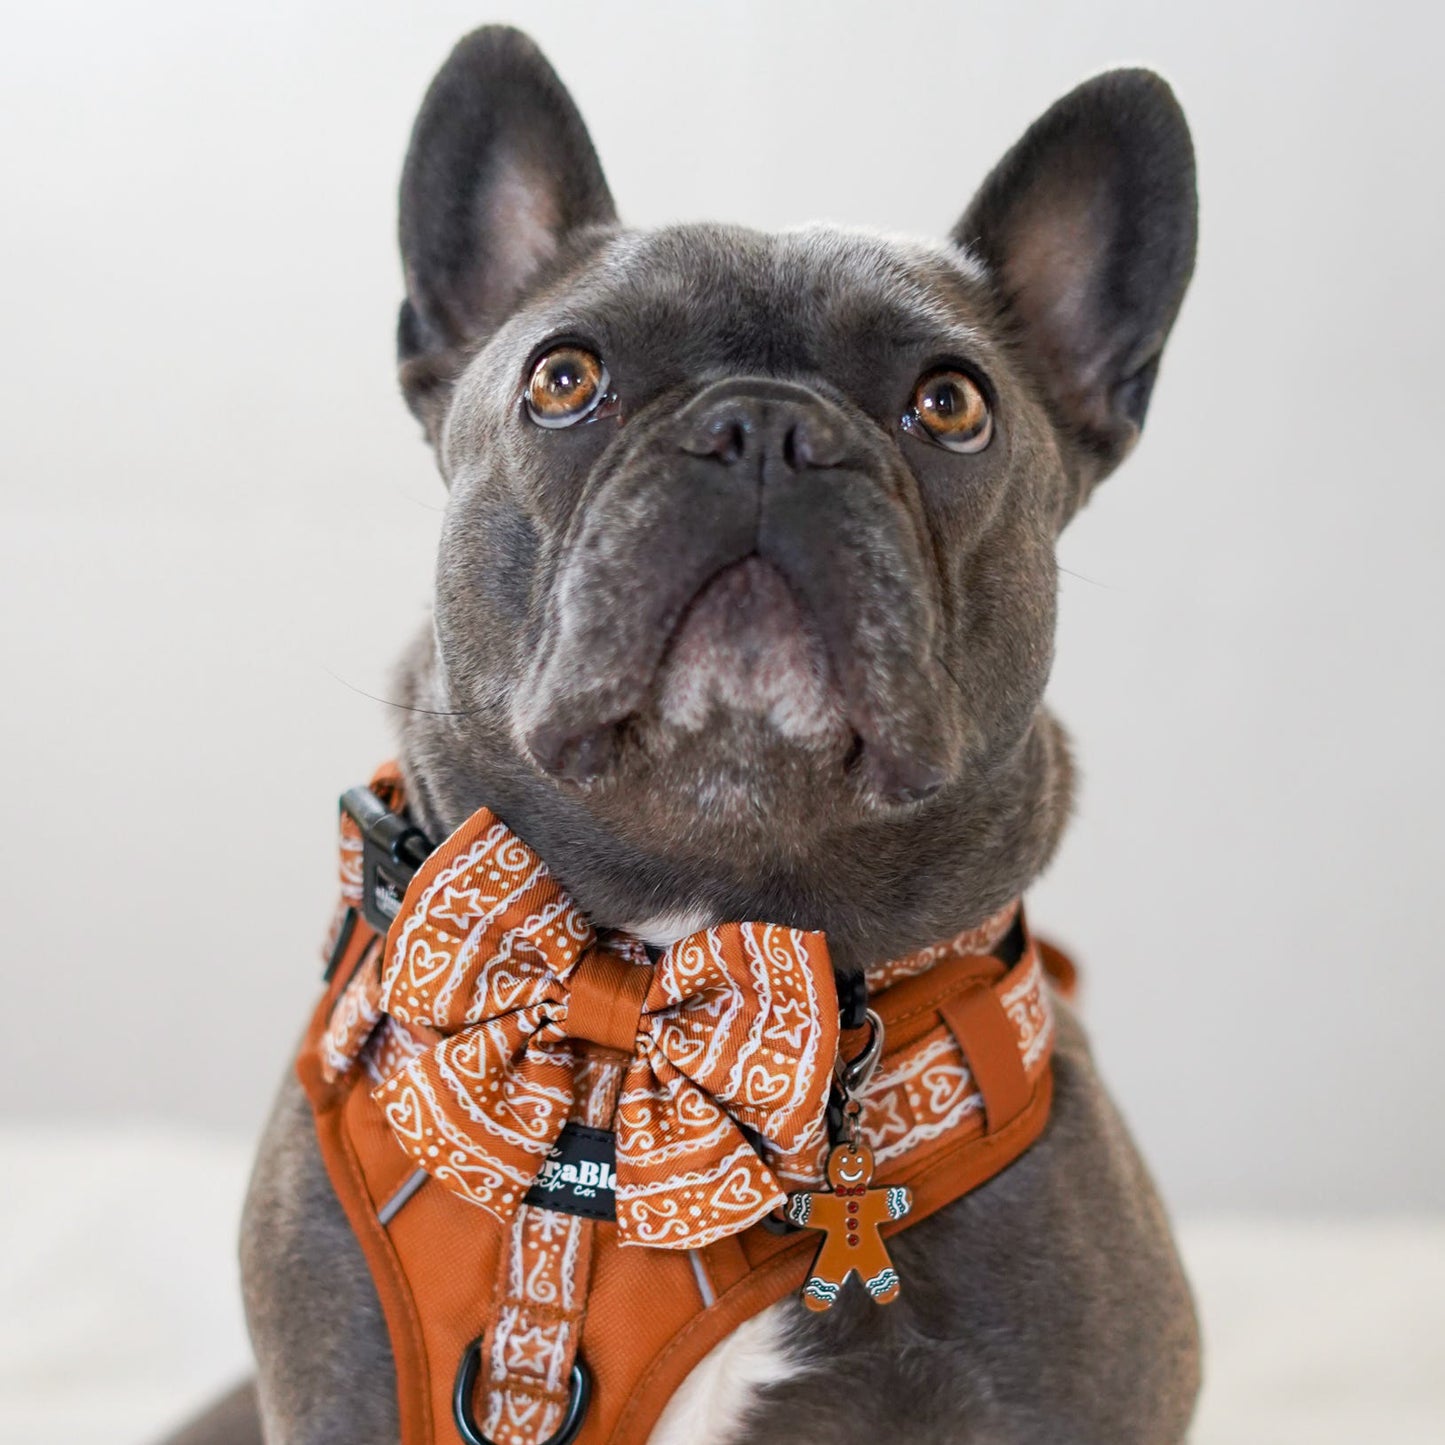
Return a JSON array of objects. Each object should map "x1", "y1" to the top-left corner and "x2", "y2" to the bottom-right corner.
[{"x1": 322, "y1": 798, "x2": 839, "y2": 1251}]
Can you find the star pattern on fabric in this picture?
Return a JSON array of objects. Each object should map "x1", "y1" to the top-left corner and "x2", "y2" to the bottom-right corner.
[
  {"x1": 502, "y1": 1323, "x2": 558, "y2": 1375},
  {"x1": 433, "y1": 884, "x2": 487, "y2": 931},
  {"x1": 766, "y1": 996, "x2": 813, "y2": 1050}
]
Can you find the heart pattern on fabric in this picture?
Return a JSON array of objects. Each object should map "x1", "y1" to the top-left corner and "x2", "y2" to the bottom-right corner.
[{"x1": 347, "y1": 805, "x2": 837, "y2": 1249}]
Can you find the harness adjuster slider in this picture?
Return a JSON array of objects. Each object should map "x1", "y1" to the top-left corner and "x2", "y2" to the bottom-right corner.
[{"x1": 339, "y1": 785, "x2": 433, "y2": 937}]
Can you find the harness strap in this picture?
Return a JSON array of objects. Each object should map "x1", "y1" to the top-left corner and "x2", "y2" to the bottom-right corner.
[
  {"x1": 478, "y1": 1206, "x2": 596, "y2": 1445},
  {"x1": 938, "y1": 983, "x2": 1034, "y2": 1132},
  {"x1": 474, "y1": 1055, "x2": 623, "y2": 1444}
]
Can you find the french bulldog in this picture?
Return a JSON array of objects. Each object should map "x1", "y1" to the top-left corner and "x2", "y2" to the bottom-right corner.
[{"x1": 177, "y1": 23, "x2": 1201, "y2": 1445}]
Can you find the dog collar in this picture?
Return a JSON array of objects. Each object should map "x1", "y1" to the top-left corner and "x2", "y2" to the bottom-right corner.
[{"x1": 299, "y1": 764, "x2": 1070, "y2": 1445}]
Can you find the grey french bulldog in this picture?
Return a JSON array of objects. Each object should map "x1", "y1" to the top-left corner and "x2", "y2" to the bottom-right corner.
[{"x1": 168, "y1": 23, "x2": 1200, "y2": 1445}]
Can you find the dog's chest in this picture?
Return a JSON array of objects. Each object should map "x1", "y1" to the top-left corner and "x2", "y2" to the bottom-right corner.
[{"x1": 648, "y1": 1305, "x2": 801, "y2": 1445}]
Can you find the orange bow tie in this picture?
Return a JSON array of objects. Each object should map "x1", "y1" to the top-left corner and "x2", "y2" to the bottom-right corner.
[{"x1": 351, "y1": 803, "x2": 838, "y2": 1250}]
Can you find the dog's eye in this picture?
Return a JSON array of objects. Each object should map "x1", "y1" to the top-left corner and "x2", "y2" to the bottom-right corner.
[
  {"x1": 525, "y1": 346, "x2": 609, "y2": 428},
  {"x1": 909, "y1": 369, "x2": 992, "y2": 453}
]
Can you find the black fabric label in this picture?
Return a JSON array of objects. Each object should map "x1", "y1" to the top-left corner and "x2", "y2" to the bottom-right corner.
[{"x1": 523, "y1": 1122, "x2": 618, "y2": 1220}]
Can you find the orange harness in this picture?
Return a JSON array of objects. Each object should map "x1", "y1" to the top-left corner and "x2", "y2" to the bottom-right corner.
[{"x1": 298, "y1": 770, "x2": 1071, "y2": 1445}]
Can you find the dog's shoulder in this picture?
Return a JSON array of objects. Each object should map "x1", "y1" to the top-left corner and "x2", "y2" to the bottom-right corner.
[{"x1": 715, "y1": 1005, "x2": 1202, "y2": 1445}]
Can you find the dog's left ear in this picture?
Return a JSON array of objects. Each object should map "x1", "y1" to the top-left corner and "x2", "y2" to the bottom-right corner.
[{"x1": 954, "y1": 70, "x2": 1197, "y2": 507}]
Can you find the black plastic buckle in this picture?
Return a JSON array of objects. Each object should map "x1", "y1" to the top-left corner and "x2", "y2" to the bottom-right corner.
[{"x1": 339, "y1": 785, "x2": 434, "y2": 937}]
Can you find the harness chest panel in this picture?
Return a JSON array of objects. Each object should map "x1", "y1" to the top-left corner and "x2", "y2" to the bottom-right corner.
[{"x1": 298, "y1": 772, "x2": 1068, "y2": 1445}]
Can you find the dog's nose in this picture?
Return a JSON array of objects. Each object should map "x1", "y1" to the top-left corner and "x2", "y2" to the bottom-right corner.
[{"x1": 678, "y1": 380, "x2": 847, "y2": 473}]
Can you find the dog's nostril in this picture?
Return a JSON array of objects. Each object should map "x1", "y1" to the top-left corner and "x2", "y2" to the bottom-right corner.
[
  {"x1": 779, "y1": 412, "x2": 844, "y2": 471},
  {"x1": 782, "y1": 421, "x2": 812, "y2": 471},
  {"x1": 681, "y1": 415, "x2": 748, "y2": 464}
]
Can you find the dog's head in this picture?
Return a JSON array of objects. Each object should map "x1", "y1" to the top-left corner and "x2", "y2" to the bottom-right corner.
[{"x1": 391, "y1": 27, "x2": 1195, "y2": 951}]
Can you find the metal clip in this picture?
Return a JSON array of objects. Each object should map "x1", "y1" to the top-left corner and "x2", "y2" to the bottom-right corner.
[
  {"x1": 835, "y1": 1008, "x2": 884, "y2": 1095},
  {"x1": 828, "y1": 1008, "x2": 884, "y2": 1147}
]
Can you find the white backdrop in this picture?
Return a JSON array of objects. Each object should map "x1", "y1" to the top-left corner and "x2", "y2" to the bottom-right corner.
[{"x1": 2, "y1": 0, "x2": 1442, "y2": 1215}]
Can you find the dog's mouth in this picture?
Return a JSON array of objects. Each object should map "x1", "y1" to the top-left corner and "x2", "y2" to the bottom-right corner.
[
  {"x1": 518, "y1": 535, "x2": 952, "y2": 807},
  {"x1": 652, "y1": 556, "x2": 849, "y2": 744},
  {"x1": 521, "y1": 553, "x2": 859, "y2": 788},
  {"x1": 514, "y1": 404, "x2": 966, "y2": 808}
]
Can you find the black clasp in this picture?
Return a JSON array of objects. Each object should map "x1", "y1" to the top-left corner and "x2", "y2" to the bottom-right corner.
[
  {"x1": 339, "y1": 785, "x2": 433, "y2": 937},
  {"x1": 453, "y1": 1339, "x2": 590, "y2": 1445},
  {"x1": 834, "y1": 968, "x2": 869, "y2": 1031}
]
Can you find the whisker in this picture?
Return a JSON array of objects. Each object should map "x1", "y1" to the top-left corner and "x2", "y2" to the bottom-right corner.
[
  {"x1": 1057, "y1": 565, "x2": 1114, "y2": 590},
  {"x1": 937, "y1": 655, "x2": 969, "y2": 700},
  {"x1": 322, "y1": 667, "x2": 481, "y2": 718}
]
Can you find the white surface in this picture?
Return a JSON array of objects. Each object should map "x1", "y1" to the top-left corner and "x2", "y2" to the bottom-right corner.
[
  {"x1": 1, "y1": 1130, "x2": 1441, "y2": 1445},
  {"x1": 3, "y1": 0, "x2": 1444, "y2": 1217}
]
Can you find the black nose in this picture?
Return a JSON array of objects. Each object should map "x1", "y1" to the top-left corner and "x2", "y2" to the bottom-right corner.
[{"x1": 678, "y1": 379, "x2": 847, "y2": 473}]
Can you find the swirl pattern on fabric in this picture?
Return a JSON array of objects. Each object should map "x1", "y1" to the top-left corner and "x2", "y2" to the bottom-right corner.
[{"x1": 363, "y1": 806, "x2": 838, "y2": 1249}]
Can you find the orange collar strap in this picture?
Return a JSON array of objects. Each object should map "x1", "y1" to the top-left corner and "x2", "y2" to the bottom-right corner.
[{"x1": 299, "y1": 770, "x2": 1071, "y2": 1445}]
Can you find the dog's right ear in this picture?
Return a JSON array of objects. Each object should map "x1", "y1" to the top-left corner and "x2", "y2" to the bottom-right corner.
[
  {"x1": 953, "y1": 71, "x2": 1196, "y2": 511},
  {"x1": 397, "y1": 27, "x2": 616, "y2": 436}
]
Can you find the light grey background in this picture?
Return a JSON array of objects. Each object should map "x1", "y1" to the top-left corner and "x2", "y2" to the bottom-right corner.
[{"x1": 3, "y1": 0, "x2": 1441, "y2": 1215}]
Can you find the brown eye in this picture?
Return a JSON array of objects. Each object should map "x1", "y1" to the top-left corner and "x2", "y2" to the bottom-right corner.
[
  {"x1": 910, "y1": 368, "x2": 993, "y2": 452},
  {"x1": 525, "y1": 345, "x2": 609, "y2": 428}
]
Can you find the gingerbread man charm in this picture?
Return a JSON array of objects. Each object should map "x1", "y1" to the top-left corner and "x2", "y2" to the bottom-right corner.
[{"x1": 786, "y1": 1140, "x2": 912, "y2": 1310}]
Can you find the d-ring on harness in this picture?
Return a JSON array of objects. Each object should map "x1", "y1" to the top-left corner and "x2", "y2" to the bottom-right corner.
[{"x1": 453, "y1": 1346, "x2": 591, "y2": 1445}]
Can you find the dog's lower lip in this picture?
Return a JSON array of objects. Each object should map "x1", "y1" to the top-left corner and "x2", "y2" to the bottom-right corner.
[
  {"x1": 651, "y1": 555, "x2": 850, "y2": 734},
  {"x1": 663, "y1": 554, "x2": 820, "y2": 660},
  {"x1": 524, "y1": 557, "x2": 853, "y2": 785},
  {"x1": 525, "y1": 562, "x2": 953, "y2": 807}
]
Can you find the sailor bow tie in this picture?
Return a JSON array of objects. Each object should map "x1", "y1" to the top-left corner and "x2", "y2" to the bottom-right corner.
[{"x1": 351, "y1": 803, "x2": 838, "y2": 1249}]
